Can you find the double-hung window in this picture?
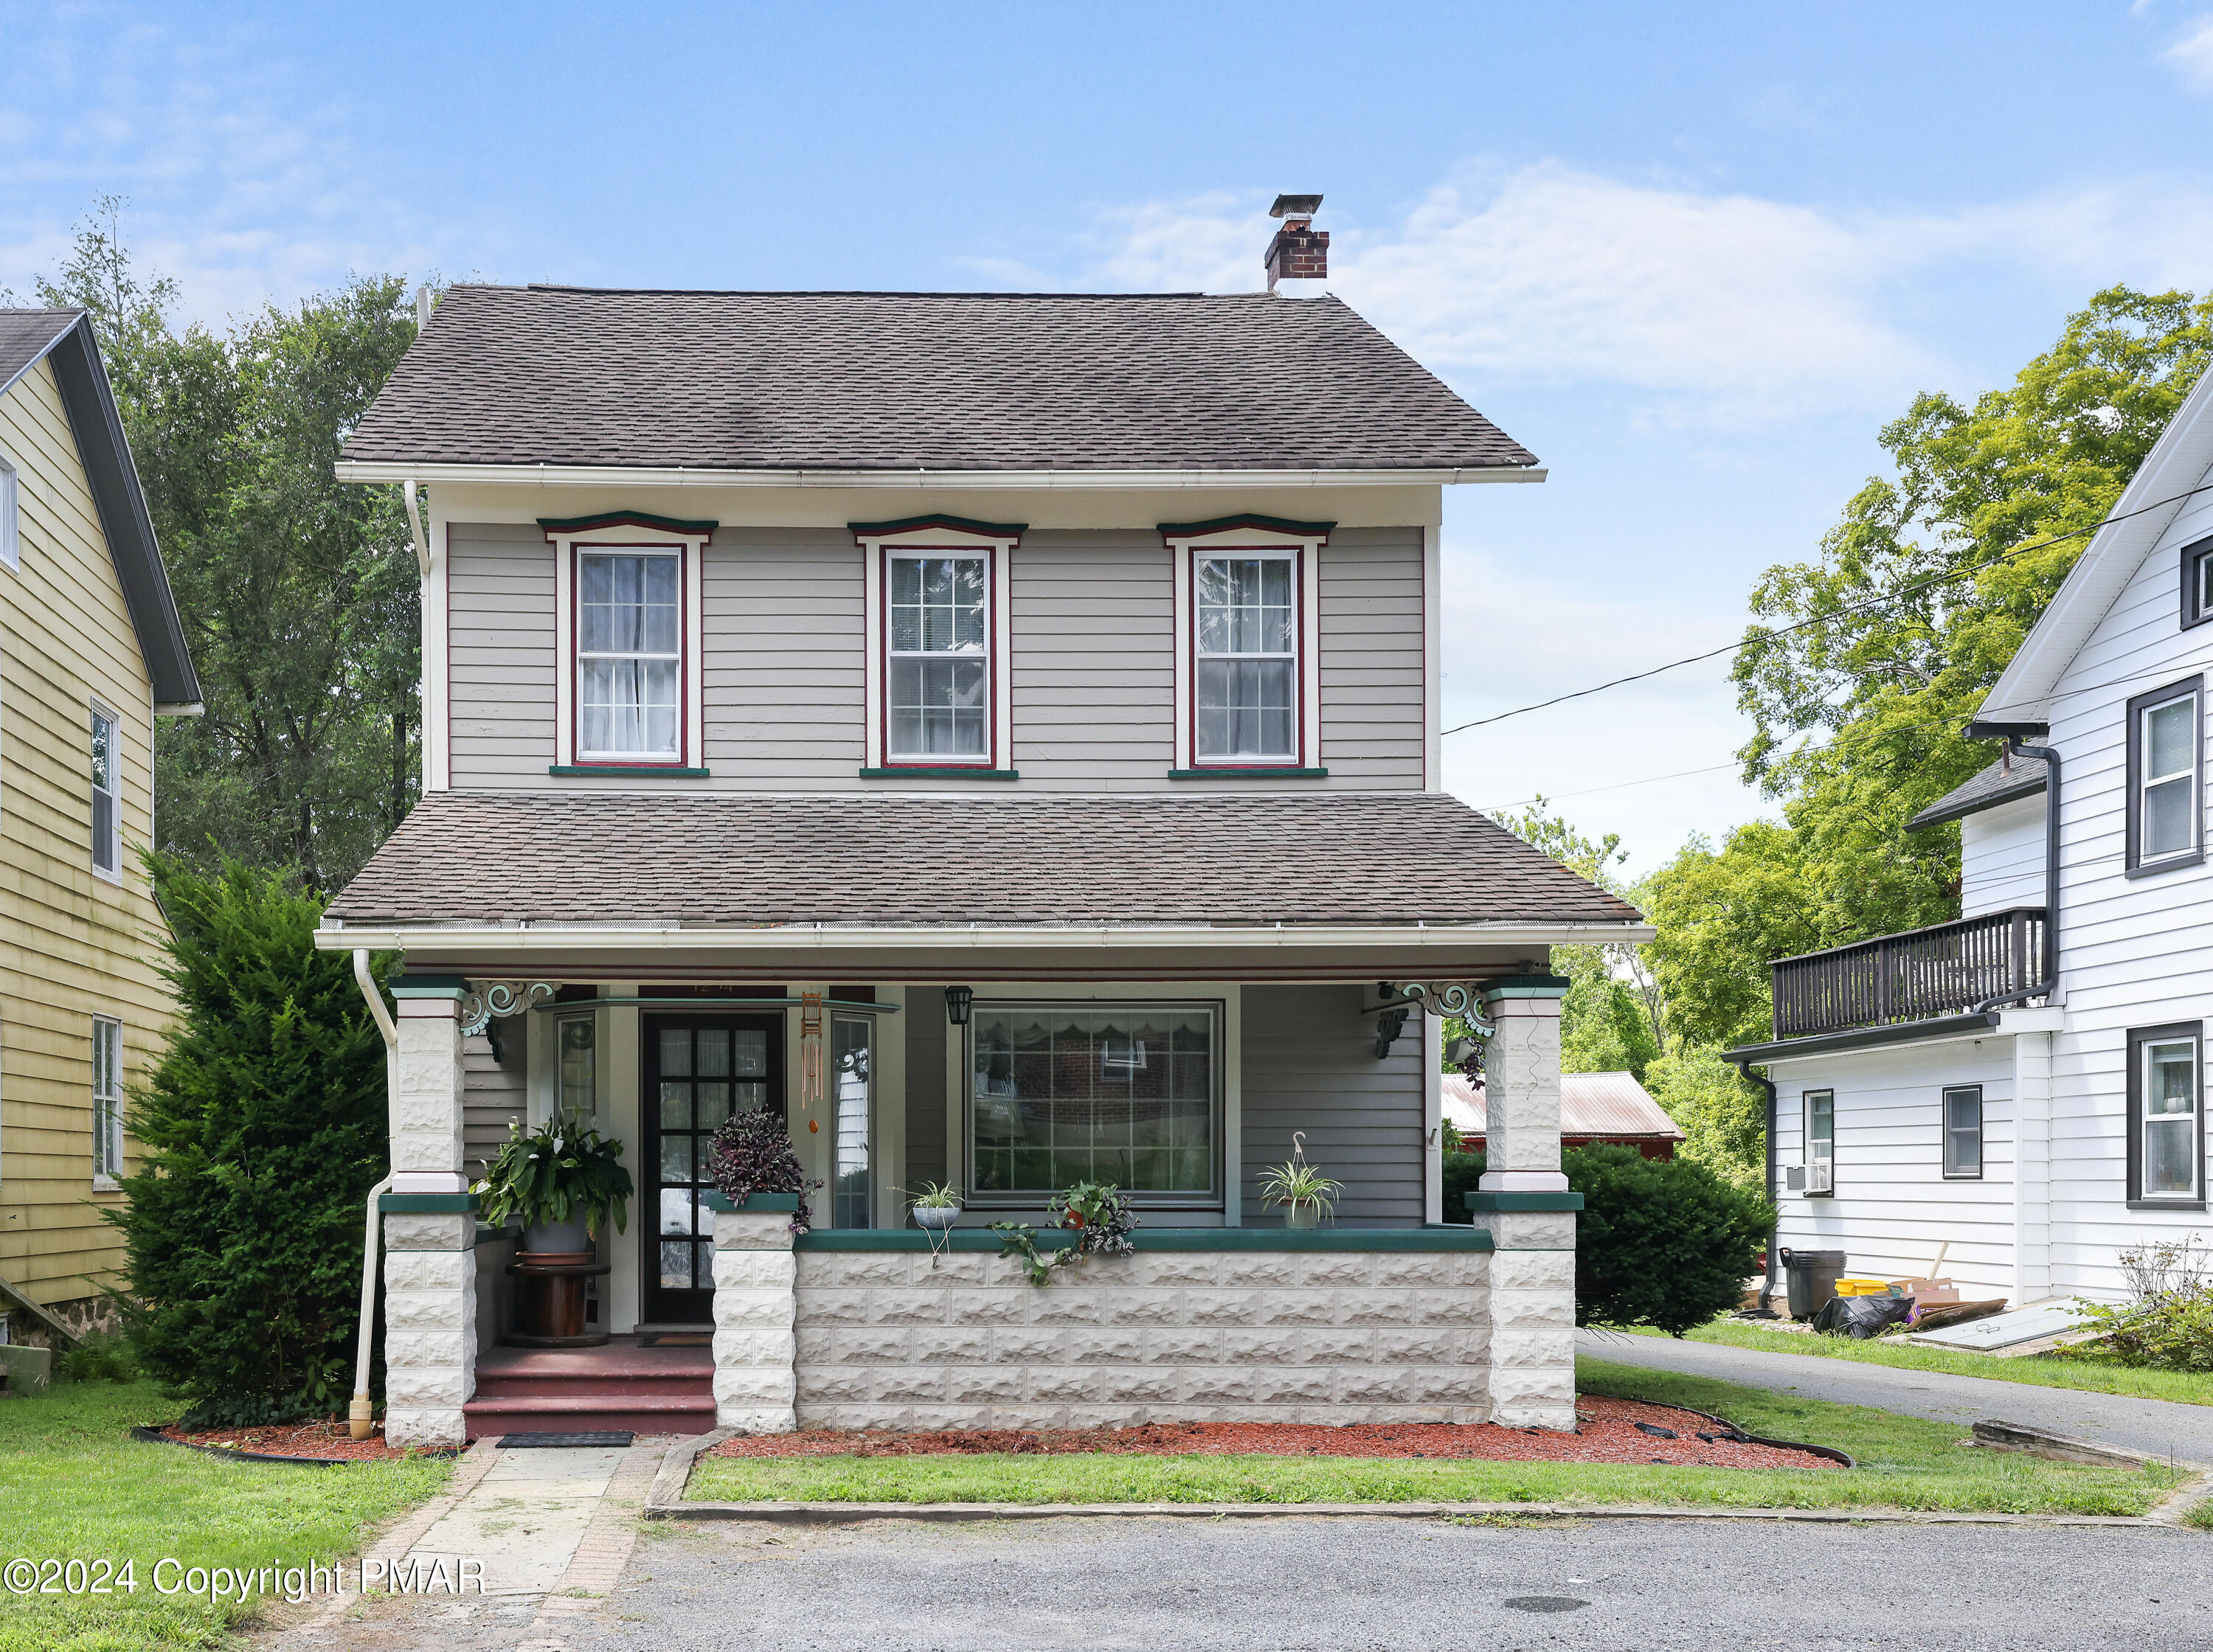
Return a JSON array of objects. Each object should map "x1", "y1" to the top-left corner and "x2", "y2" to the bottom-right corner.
[
  {"x1": 887, "y1": 553, "x2": 988, "y2": 761},
  {"x1": 91, "y1": 1017, "x2": 123, "y2": 1184},
  {"x1": 2127, "y1": 676, "x2": 2203, "y2": 874},
  {"x1": 89, "y1": 703, "x2": 120, "y2": 879},
  {"x1": 1195, "y1": 554, "x2": 1298, "y2": 763},
  {"x1": 2130, "y1": 1023, "x2": 2203, "y2": 1207},
  {"x1": 578, "y1": 550, "x2": 682, "y2": 763},
  {"x1": 1942, "y1": 1085, "x2": 1984, "y2": 1179},
  {"x1": 0, "y1": 448, "x2": 18, "y2": 571},
  {"x1": 1802, "y1": 1090, "x2": 1834, "y2": 1195}
]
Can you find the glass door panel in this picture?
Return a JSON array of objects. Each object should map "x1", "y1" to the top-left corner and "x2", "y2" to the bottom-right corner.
[{"x1": 643, "y1": 1013, "x2": 783, "y2": 1324}]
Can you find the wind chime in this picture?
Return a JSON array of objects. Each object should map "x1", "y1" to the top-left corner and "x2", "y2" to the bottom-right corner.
[{"x1": 798, "y1": 990, "x2": 825, "y2": 1131}]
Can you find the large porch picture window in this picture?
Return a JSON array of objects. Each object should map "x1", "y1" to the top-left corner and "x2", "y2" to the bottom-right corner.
[
  {"x1": 577, "y1": 549, "x2": 682, "y2": 763},
  {"x1": 969, "y1": 1003, "x2": 1218, "y2": 1205},
  {"x1": 1194, "y1": 553, "x2": 1298, "y2": 763},
  {"x1": 2127, "y1": 676, "x2": 2203, "y2": 874},
  {"x1": 887, "y1": 552, "x2": 988, "y2": 761},
  {"x1": 2130, "y1": 1022, "x2": 2203, "y2": 1207}
]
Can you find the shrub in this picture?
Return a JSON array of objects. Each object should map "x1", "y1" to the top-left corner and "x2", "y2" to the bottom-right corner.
[
  {"x1": 1441, "y1": 1150, "x2": 1486, "y2": 1224},
  {"x1": 1568, "y1": 1143, "x2": 1775, "y2": 1336},
  {"x1": 56, "y1": 1331, "x2": 139, "y2": 1385},
  {"x1": 104, "y1": 856, "x2": 392, "y2": 1415},
  {"x1": 2064, "y1": 1238, "x2": 2213, "y2": 1370}
]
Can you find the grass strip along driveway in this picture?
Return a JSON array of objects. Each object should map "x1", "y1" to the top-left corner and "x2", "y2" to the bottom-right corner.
[
  {"x1": 1621, "y1": 1319, "x2": 2213, "y2": 1407},
  {"x1": 0, "y1": 1380, "x2": 452, "y2": 1652},
  {"x1": 685, "y1": 1358, "x2": 2185, "y2": 1517}
]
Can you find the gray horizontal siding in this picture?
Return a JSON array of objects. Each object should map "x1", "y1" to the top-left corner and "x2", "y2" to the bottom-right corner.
[
  {"x1": 463, "y1": 1031, "x2": 527, "y2": 1177},
  {"x1": 701, "y1": 527, "x2": 867, "y2": 777},
  {"x1": 447, "y1": 524, "x2": 556, "y2": 785},
  {"x1": 904, "y1": 1004, "x2": 948, "y2": 1193},
  {"x1": 1008, "y1": 529, "x2": 1176, "y2": 784},
  {"x1": 1318, "y1": 527, "x2": 1423, "y2": 788},
  {"x1": 1241, "y1": 985, "x2": 1424, "y2": 1227}
]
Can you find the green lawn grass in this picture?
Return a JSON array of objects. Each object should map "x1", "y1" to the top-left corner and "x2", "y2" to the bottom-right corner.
[
  {"x1": 0, "y1": 1379, "x2": 452, "y2": 1652},
  {"x1": 683, "y1": 1356, "x2": 2183, "y2": 1516},
  {"x1": 1614, "y1": 1319, "x2": 2213, "y2": 1406}
]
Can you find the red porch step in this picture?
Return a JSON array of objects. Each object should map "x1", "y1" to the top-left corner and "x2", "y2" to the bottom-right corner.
[{"x1": 464, "y1": 1341, "x2": 716, "y2": 1439}]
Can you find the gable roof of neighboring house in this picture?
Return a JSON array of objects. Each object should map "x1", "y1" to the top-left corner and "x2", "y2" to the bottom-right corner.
[
  {"x1": 0, "y1": 310, "x2": 201, "y2": 710},
  {"x1": 1905, "y1": 745, "x2": 2050, "y2": 831},
  {"x1": 324, "y1": 791, "x2": 1644, "y2": 929},
  {"x1": 1978, "y1": 366, "x2": 2213, "y2": 725},
  {"x1": 336, "y1": 285, "x2": 1538, "y2": 477},
  {"x1": 1442, "y1": 1072, "x2": 1683, "y2": 1142}
]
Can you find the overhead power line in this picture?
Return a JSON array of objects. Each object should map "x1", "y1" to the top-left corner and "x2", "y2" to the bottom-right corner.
[{"x1": 1442, "y1": 478, "x2": 2213, "y2": 738}]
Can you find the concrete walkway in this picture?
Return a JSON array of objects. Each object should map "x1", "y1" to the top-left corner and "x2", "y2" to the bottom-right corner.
[{"x1": 1577, "y1": 1328, "x2": 2213, "y2": 1463}]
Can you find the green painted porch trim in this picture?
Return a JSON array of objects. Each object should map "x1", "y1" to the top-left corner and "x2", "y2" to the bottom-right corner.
[
  {"x1": 1166, "y1": 767, "x2": 1329, "y2": 780},
  {"x1": 797, "y1": 1226, "x2": 1494, "y2": 1252},
  {"x1": 1463, "y1": 1191, "x2": 1584, "y2": 1212},
  {"x1": 378, "y1": 1191, "x2": 481, "y2": 1213},
  {"x1": 1156, "y1": 513, "x2": 1335, "y2": 538},
  {"x1": 537, "y1": 510, "x2": 719, "y2": 535},
  {"x1": 1480, "y1": 974, "x2": 1571, "y2": 1001},
  {"x1": 389, "y1": 974, "x2": 470, "y2": 999},
  {"x1": 848, "y1": 513, "x2": 1027, "y2": 538},
  {"x1": 857, "y1": 766, "x2": 1020, "y2": 780},
  {"x1": 702, "y1": 1192, "x2": 801, "y2": 1213},
  {"x1": 549, "y1": 764, "x2": 713, "y2": 778}
]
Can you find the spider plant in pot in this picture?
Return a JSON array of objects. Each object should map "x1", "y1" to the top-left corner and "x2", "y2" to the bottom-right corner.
[
  {"x1": 905, "y1": 1181, "x2": 964, "y2": 1231},
  {"x1": 474, "y1": 1111, "x2": 634, "y2": 1254},
  {"x1": 1258, "y1": 1135, "x2": 1343, "y2": 1231}
]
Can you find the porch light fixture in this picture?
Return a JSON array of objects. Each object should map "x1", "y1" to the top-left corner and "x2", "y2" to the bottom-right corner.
[{"x1": 945, "y1": 985, "x2": 974, "y2": 1027}]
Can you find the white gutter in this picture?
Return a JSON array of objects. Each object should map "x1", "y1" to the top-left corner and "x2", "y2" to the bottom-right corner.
[
  {"x1": 349, "y1": 949, "x2": 399, "y2": 1442},
  {"x1": 314, "y1": 920, "x2": 1655, "y2": 954},
  {"x1": 333, "y1": 460, "x2": 1548, "y2": 491}
]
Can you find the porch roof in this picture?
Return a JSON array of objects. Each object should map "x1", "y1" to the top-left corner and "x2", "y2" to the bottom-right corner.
[{"x1": 323, "y1": 790, "x2": 1644, "y2": 931}]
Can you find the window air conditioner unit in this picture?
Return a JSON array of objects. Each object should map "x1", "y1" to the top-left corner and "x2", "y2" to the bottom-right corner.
[{"x1": 1785, "y1": 1165, "x2": 1805, "y2": 1192}]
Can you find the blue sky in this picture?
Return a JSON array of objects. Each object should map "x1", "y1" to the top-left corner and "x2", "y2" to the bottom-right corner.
[{"x1": 7, "y1": 1, "x2": 2213, "y2": 870}]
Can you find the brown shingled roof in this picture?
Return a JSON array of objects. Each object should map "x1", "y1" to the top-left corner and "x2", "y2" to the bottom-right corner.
[
  {"x1": 339, "y1": 286, "x2": 1537, "y2": 473},
  {"x1": 325, "y1": 791, "x2": 1642, "y2": 929}
]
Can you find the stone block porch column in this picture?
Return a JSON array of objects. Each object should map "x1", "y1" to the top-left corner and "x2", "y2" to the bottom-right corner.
[
  {"x1": 1469, "y1": 974, "x2": 1579, "y2": 1430},
  {"x1": 381, "y1": 974, "x2": 477, "y2": 1448},
  {"x1": 709, "y1": 1193, "x2": 799, "y2": 1433}
]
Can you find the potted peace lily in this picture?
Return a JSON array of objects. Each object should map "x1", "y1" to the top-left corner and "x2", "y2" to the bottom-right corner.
[{"x1": 474, "y1": 1111, "x2": 634, "y2": 1254}]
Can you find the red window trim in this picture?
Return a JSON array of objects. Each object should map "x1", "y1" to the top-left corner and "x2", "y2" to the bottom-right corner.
[
  {"x1": 571, "y1": 541, "x2": 690, "y2": 770},
  {"x1": 1185, "y1": 543, "x2": 1306, "y2": 771},
  {"x1": 876, "y1": 542, "x2": 1000, "y2": 770}
]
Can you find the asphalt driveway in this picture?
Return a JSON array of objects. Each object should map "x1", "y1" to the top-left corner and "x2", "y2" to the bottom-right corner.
[{"x1": 1577, "y1": 1328, "x2": 2213, "y2": 1464}]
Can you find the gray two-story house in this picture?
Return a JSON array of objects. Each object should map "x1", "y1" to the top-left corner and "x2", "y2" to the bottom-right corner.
[{"x1": 323, "y1": 214, "x2": 1646, "y2": 1447}]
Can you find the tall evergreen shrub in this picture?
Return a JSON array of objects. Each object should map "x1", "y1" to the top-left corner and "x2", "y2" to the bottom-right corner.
[
  {"x1": 1567, "y1": 1144, "x2": 1776, "y2": 1336},
  {"x1": 107, "y1": 856, "x2": 392, "y2": 1416}
]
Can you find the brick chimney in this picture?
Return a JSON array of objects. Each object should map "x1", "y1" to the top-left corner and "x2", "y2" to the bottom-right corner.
[{"x1": 1264, "y1": 194, "x2": 1328, "y2": 291}]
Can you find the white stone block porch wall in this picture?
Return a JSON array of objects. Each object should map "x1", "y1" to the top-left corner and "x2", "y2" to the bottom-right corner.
[
  {"x1": 789, "y1": 1245, "x2": 1492, "y2": 1429},
  {"x1": 712, "y1": 1210, "x2": 800, "y2": 1432},
  {"x1": 381, "y1": 982, "x2": 477, "y2": 1448}
]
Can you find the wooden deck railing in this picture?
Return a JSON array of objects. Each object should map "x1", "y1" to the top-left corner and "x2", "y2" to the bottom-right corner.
[{"x1": 1769, "y1": 907, "x2": 2046, "y2": 1041}]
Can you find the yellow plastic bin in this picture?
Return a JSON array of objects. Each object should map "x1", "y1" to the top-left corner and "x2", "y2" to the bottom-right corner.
[{"x1": 1832, "y1": 1277, "x2": 1895, "y2": 1297}]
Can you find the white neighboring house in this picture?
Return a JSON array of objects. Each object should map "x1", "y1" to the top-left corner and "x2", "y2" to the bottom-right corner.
[{"x1": 1731, "y1": 365, "x2": 2213, "y2": 1305}]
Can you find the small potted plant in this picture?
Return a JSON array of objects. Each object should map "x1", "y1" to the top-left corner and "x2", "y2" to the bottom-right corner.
[
  {"x1": 475, "y1": 1111, "x2": 634, "y2": 1255},
  {"x1": 907, "y1": 1182, "x2": 963, "y2": 1231},
  {"x1": 1258, "y1": 1143, "x2": 1343, "y2": 1231}
]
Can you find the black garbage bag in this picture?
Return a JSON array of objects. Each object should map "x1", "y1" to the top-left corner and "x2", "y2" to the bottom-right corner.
[{"x1": 1809, "y1": 1293, "x2": 1914, "y2": 1339}]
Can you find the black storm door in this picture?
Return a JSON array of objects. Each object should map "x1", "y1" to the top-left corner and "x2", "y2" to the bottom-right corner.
[{"x1": 643, "y1": 1014, "x2": 781, "y2": 1324}]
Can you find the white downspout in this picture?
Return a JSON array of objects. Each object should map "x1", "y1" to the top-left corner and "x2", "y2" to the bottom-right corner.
[{"x1": 351, "y1": 948, "x2": 398, "y2": 1440}]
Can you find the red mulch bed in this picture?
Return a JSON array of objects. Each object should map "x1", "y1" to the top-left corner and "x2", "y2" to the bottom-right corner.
[
  {"x1": 152, "y1": 1420, "x2": 444, "y2": 1462},
  {"x1": 709, "y1": 1395, "x2": 1834, "y2": 1471}
]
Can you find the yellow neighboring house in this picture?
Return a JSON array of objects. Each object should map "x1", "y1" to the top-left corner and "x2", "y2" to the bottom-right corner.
[{"x1": 0, "y1": 310, "x2": 201, "y2": 1346}]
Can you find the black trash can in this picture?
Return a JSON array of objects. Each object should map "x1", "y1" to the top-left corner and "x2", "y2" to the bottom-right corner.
[{"x1": 1780, "y1": 1248, "x2": 1848, "y2": 1322}]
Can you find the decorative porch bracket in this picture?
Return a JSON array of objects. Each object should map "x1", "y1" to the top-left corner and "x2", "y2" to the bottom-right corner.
[
  {"x1": 460, "y1": 980, "x2": 557, "y2": 1038},
  {"x1": 1371, "y1": 981, "x2": 1495, "y2": 1059}
]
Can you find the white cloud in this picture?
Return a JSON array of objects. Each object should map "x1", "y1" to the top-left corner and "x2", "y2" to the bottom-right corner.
[{"x1": 2166, "y1": 15, "x2": 2213, "y2": 92}]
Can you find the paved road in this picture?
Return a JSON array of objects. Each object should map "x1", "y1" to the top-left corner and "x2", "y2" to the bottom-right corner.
[
  {"x1": 1577, "y1": 1328, "x2": 2213, "y2": 1464},
  {"x1": 560, "y1": 1514, "x2": 2211, "y2": 1651}
]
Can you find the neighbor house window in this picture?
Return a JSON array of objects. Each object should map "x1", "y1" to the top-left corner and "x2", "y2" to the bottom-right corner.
[
  {"x1": 89, "y1": 704, "x2": 120, "y2": 878},
  {"x1": 1942, "y1": 1085, "x2": 1984, "y2": 1179},
  {"x1": 2127, "y1": 676, "x2": 2203, "y2": 873},
  {"x1": 576, "y1": 549, "x2": 682, "y2": 763},
  {"x1": 833, "y1": 1017, "x2": 873, "y2": 1229},
  {"x1": 886, "y1": 552, "x2": 989, "y2": 762},
  {"x1": 969, "y1": 1003, "x2": 1219, "y2": 1205},
  {"x1": 2130, "y1": 1023, "x2": 2203, "y2": 1207},
  {"x1": 91, "y1": 1017, "x2": 122, "y2": 1183},
  {"x1": 1803, "y1": 1089, "x2": 1834, "y2": 1195},
  {"x1": 0, "y1": 451, "x2": 18, "y2": 571},
  {"x1": 2185, "y1": 538, "x2": 2213, "y2": 631},
  {"x1": 1194, "y1": 552, "x2": 1299, "y2": 763}
]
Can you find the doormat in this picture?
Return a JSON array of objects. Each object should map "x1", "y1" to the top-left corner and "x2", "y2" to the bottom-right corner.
[
  {"x1": 637, "y1": 1334, "x2": 712, "y2": 1347},
  {"x1": 499, "y1": 1431, "x2": 635, "y2": 1449}
]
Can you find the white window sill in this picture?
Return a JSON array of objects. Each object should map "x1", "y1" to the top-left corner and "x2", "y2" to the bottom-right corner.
[{"x1": 92, "y1": 1176, "x2": 122, "y2": 1193}]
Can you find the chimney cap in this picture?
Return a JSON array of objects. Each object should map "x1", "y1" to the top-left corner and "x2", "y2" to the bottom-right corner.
[{"x1": 1270, "y1": 193, "x2": 1324, "y2": 219}]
